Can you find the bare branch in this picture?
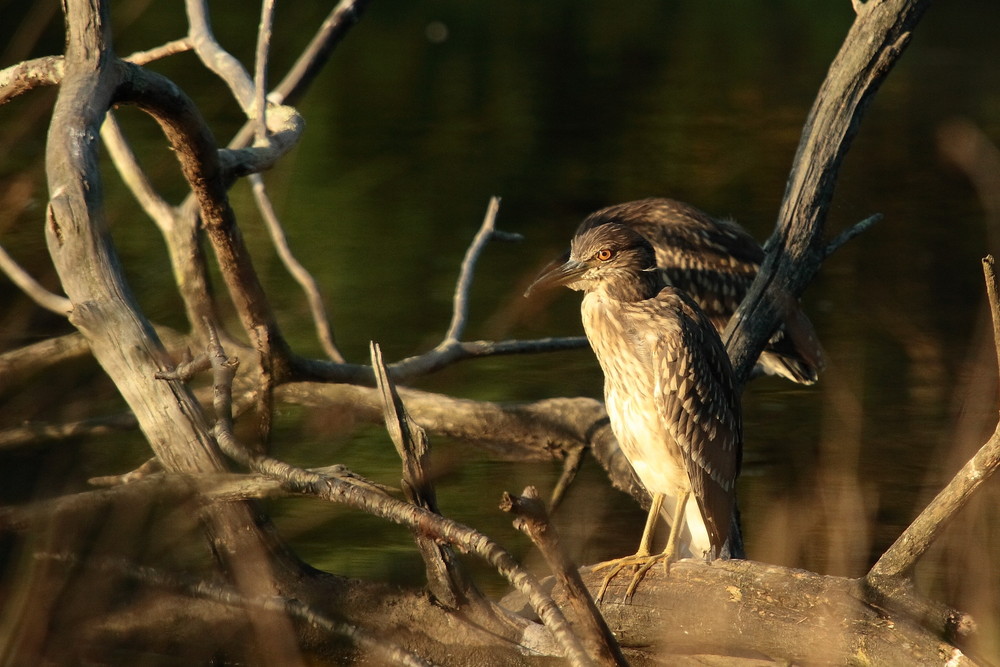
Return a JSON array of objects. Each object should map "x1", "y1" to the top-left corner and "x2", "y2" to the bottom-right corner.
[
  {"x1": 88, "y1": 458, "x2": 162, "y2": 486},
  {"x1": 122, "y1": 38, "x2": 192, "y2": 66},
  {"x1": 1, "y1": 41, "x2": 190, "y2": 107},
  {"x1": 253, "y1": 0, "x2": 276, "y2": 141},
  {"x1": 0, "y1": 414, "x2": 137, "y2": 452},
  {"x1": 250, "y1": 174, "x2": 346, "y2": 362},
  {"x1": 0, "y1": 55, "x2": 62, "y2": 105},
  {"x1": 185, "y1": 0, "x2": 256, "y2": 113},
  {"x1": 549, "y1": 445, "x2": 586, "y2": 511},
  {"x1": 502, "y1": 486, "x2": 626, "y2": 667},
  {"x1": 372, "y1": 342, "x2": 475, "y2": 608},
  {"x1": 292, "y1": 335, "x2": 587, "y2": 384},
  {"x1": 272, "y1": 0, "x2": 374, "y2": 106},
  {"x1": 0, "y1": 230, "x2": 71, "y2": 314},
  {"x1": 0, "y1": 332, "x2": 91, "y2": 391},
  {"x1": 823, "y1": 212, "x2": 883, "y2": 259},
  {"x1": 725, "y1": 0, "x2": 933, "y2": 388},
  {"x1": 114, "y1": 62, "x2": 298, "y2": 378},
  {"x1": 442, "y1": 196, "x2": 503, "y2": 345},
  {"x1": 867, "y1": 256, "x2": 1000, "y2": 585},
  {"x1": 223, "y1": 0, "x2": 375, "y2": 155}
]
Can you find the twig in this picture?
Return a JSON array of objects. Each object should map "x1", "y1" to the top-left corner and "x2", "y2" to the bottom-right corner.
[
  {"x1": 272, "y1": 0, "x2": 373, "y2": 106},
  {"x1": 0, "y1": 233, "x2": 71, "y2": 314},
  {"x1": 253, "y1": 0, "x2": 276, "y2": 142},
  {"x1": 154, "y1": 352, "x2": 210, "y2": 382},
  {"x1": 293, "y1": 335, "x2": 588, "y2": 385},
  {"x1": 2, "y1": 466, "x2": 392, "y2": 533},
  {"x1": 0, "y1": 55, "x2": 62, "y2": 105},
  {"x1": 250, "y1": 174, "x2": 345, "y2": 363},
  {"x1": 549, "y1": 445, "x2": 586, "y2": 512},
  {"x1": 867, "y1": 256, "x2": 1000, "y2": 582},
  {"x1": 988, "y1": 255, "x2": 1000, "y2": 373},
  {"x1": 185, "y1": 0, "x2": 255, "y2": 113},
  {"x1": 501, "y1": 486, "x2": 626, "y2": 667},
  {"x1": 823, "y1": 213, "x2": 883, "y2": 259},
  {"x1": 224, "y1": 0, "x2": 375, "y2": 154},
  {"x1": 442, "y1": 196, "x2": 503, "y2": 345},
  {"x1": 123, "y1": 38, "x2": 192, "y2": 65}
]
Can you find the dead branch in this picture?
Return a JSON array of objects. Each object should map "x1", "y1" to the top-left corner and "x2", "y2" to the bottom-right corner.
[
  {"x1": 859, "y1": 257, "x2": 1000, "y2": 645},
  {"x1": 502, "y1": 486, "x2": 626, "y2": 667},
  {"x1": 725, "y1": 0, "x2": 933, "y2": 389},
  {"x1": 442, "y1": 196, "x2": 506, "y2": 344},
  {"x1": 371, "y1": 342, "x2": 475, "y2": 609}
]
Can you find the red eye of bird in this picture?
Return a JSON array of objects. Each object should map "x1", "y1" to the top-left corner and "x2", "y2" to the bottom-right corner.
[{"x1": 596, "y1": 248, "x2": 614, "y2": 261}]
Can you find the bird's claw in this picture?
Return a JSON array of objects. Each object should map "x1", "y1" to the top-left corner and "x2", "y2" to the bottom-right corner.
[{"x1": 592, "y1": 552, "x2": 669, "y2": 603}]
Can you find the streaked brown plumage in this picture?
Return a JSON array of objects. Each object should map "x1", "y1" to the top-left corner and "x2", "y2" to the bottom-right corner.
[
  {"x1": 567, "y1": 197, "x2": 825, "y2": 385},
  {"x1": 526, "y1": 222, "x2": 742, "y2": 599}
]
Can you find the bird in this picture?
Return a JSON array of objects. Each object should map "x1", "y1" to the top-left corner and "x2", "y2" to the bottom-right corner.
[
  {"x1": 525, "y1": 222, "x2": 743, "y2": 600},
  {"x1": 546, "y1": 197, "x2": 825, "y2": 385}
]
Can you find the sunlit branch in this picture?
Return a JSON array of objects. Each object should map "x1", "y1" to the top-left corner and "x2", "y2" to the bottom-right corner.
[
  {"x1": 724, "y1": 0, "x2": 933, "y2": 389},
  {"x1": 253, "y1": 0, "x2": 276, "y2": 142},
  {"x1": 502, "y1": 486, "x2": 627, "y2": 667},
  {"x1": 122, "y1": 38, "x2": 192, "y2": 65}
]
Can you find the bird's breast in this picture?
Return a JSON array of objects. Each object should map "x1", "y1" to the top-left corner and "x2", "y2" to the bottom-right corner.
[{"x1": 581, "y1": 292, "x2": 688, "y2": 495}]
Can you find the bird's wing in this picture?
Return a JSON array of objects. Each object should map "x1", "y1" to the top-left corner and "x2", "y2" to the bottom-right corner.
[{"x1": 648, "y1": 289, "x2": 743, "y2": 552}]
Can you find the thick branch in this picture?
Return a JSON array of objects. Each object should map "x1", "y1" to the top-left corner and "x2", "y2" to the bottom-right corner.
[{"x1": 725, "y1": 0, "x2": 933, "y2": 387}]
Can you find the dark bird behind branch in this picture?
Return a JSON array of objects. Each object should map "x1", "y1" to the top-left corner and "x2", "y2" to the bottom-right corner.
[{"x1": 549, "y1": 198, "x2": 825, "y2": 385}]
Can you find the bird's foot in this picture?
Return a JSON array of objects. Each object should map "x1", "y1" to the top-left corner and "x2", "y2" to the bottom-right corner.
[{"x1": 592, "y1": 552, "x2": 673, "y2": 603}]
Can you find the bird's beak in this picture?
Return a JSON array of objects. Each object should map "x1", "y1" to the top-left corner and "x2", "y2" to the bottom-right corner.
[{"x1": 524, "y1": 255, "x2": 589, "y2": 297}]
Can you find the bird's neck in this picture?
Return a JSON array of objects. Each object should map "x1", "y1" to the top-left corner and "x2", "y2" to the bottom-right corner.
[{"x1": 600, "y1": 269, "x2": 664, "y2": 302}]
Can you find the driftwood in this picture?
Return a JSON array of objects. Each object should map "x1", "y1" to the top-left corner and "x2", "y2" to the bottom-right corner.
[{"x1": 0, "y1": 0, "x2": 996, "y2": 664}]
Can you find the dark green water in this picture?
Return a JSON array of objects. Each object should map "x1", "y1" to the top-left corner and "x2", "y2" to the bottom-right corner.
[{"x1": 2, "y1": 0, "x2": 999, "y2": 655}]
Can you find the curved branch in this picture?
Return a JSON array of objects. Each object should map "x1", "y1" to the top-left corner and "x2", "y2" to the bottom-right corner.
[{"x1": 113, "y1": 61, "x2": 297, "y2": 378}]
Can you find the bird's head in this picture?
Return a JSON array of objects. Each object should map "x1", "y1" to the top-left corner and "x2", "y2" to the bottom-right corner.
[{"x1": 525, "y1": 223, "x2": 659, "y2": 299}]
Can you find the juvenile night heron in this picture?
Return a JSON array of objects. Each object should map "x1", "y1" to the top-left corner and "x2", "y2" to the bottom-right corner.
[
  {"x1": 526, "y1": 222, "x2": 742, "y2": 600},
  {"x1": 560, "y1": 198, "x2": 825, "y2": 385}
]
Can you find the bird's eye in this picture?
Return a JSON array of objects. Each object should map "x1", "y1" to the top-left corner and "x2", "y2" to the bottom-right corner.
[{"x1": 595, "y1": 248, "x2": 614, "y2": 262}]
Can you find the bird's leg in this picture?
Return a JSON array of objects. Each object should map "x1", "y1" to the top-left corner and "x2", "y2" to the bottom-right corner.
[
  {"x1": 593, "y1": 493, "x2": 664, "y2": 602},
  {"x1": 634, "y1": 491, "x2": 663, "y2": 557},
  {"x1": 624, "y1": 489, "x2": 690, "y2": 599}
]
